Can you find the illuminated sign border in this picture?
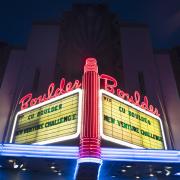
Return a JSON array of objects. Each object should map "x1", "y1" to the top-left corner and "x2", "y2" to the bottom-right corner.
[
  {"x1": 1, "y1": 144, "x2": 180, "y2": 163},
  {"x1": 10, "y1": 89, "x2": 82, "y2": 145},
  {"x1": 99, "y1": 89, "x2": 167, "y2": 149}
]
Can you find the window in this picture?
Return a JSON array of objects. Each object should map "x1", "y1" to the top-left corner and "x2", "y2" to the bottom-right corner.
[
  {"x1": 0, "y1": 43, "x2": 10, "y2": 88},
  {"x1": 138, "y1": 71, "x2": 146, "y2": 95},
  {"x1": 32, "y1": 68, "x2": 40, "y2": 92},
  {"x1": 54, "y1": 63, "x2": 64, "y2": 84}
]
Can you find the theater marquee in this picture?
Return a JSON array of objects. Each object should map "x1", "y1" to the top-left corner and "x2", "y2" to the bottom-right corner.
[
  {"x1": 10, "y1": 89, "x2": 82, "y2": 145},
  {"x1": 99, "y1": 89, "x2": 167, "y2": 149},
  {"x1": 10, "y1": 58, "x2": 168, "y2": 166}
]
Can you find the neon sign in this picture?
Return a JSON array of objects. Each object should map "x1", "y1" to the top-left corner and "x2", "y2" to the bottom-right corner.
[
  {"x1": 100, "y1": 74, "x2": 160, "y2": 117},
  {"x1": 19, "y1": 73, "x2": 160, "y2": 117},
  {"x1": 10, "y1": 89, "x2": 82, "y2": 144},
  {"x1": 99, "y1": 90, "x2": 166, "y2": 149},
  {"x1": 12, "y1": 57, "x2": 166, "y2": 170},
  {"x1": 19, "y1": 78, "x2": 81, "y2": 110}
]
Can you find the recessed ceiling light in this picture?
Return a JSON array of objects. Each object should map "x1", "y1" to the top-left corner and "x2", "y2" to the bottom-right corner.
[
  {"x1": 58, "y1": 172, "x2": 62, "y2": 176},
  {"x1": 121, "y1": 169, "x2": 126, "y2": 173},
  {"x1": 165, "y1": 169, "x2": 171, "y2": 176},
  {"x1": 149, "y1": 173, "x2": 154, "y2": 177},
  {"x1": 8, "y1": 159, "x2": 14, "y2": 163},
  {"x1": 126, "y1": 165, "x2": 132, "y2": 168},
  {"x1": 136, "y1": 176, "x2": 140, "y2": 179},
  {"x1": 13, "y1": 164, "x2": 18, "y2": 169},
  {"x1": 51, "y1": 166, "x2": 55, "y2": 169},
  {"x1": 175, "y1": 172, "x2": 180, "y2": 176},
  {"x1": 22, "y1": 168, "x2": 26, "y2": 171}
]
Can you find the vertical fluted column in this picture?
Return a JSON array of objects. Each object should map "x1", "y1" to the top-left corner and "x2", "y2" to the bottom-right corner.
[{"x1": 79, "y1": 58, "x2": 101, "y2": 161}]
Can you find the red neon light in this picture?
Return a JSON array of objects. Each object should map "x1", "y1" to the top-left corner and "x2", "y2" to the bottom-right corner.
[
  {"x1": 100, "y1": 74, "x2": 160, "y2": 117},
  {"x1": 19, "y1": 78, "x2": 81, "y2": 110},
  {"x1": 19, "y1": 61, "x2": 160, "y2": 118},
  {"x1": 80, "y1": 58, "x2": 101, "y2": 159}
]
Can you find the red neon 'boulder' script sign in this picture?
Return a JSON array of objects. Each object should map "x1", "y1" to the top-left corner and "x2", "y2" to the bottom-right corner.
[
  {"x1": 100, "y1": 74, "x2": 160, "y2": 117},
  {"x1": 19, "y1": 73, "x2": 160, "y2": 117},
  {"x1": 19, "y1": 78, "x2": 81, "y2": 110}
]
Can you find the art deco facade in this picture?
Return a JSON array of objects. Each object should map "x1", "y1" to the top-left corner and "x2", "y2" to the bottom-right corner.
[{"x1": 0, "y1": 4, "x2": 180, "y2": 179}]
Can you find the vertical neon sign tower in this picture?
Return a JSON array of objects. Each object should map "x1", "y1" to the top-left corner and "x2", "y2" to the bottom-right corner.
[{"x1": 79, "y1": 58, "x2": 101, "y2": 163}]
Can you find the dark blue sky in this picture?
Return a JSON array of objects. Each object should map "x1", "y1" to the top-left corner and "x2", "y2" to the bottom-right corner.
[{"x1": 0, "y1": 0, "x2": 180, "y2": 49}]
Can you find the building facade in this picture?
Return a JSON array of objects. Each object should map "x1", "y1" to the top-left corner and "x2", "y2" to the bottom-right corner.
[{"x1": 0, "y1": 4, "x2": 180, "y2": 180}]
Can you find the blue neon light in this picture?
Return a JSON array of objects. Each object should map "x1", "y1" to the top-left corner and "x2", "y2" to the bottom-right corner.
[
  {"x1": 101, "y1": 148, "x2": 180, "y2": 163},
  {"x1": 175, "y1": 172, "x2": 180, "y2": 176},
  {"x1": 97, "y1": 162, "x2": 103, "y2": 179},
  {"x1": 0, "y1": 144, "x2": 180, "y2": 163},
  {"x1": 73, "y1": 162, "x2": 79, "y2": 180},
  {"x1": 0, "y1": 144, "x2": 79, "y2": 159}
]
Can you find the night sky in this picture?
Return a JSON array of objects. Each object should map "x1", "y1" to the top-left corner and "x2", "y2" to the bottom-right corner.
[{"x1": 0, "y1": 0, "x2": 180, "y2": 49}]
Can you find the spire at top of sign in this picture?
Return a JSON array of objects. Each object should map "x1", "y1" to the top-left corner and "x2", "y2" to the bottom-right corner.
[{"x1": 84, "y1": 58, "x2": 98, "y2": 73}]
